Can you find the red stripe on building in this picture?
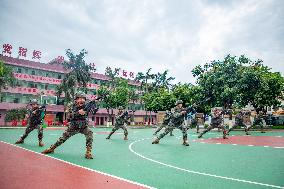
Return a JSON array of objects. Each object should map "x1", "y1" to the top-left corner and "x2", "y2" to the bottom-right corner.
[
  {"x1": 198, "y1": 136, "x2": 284, "y2": 147},
  {"x1": 0, "y1": 142, "x2": 151, "y2": 189}
]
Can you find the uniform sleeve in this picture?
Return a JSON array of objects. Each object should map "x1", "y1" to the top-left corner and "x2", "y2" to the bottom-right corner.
[
  {"x1": 171, "y1": 108, "x2": 182, "y2": 119},
  {"x1": 67, "y1": 105, "x2": 79, "y2": 120}
]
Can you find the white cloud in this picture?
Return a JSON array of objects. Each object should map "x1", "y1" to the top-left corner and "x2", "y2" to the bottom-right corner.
[{"x1": 0, "y1": 0, "x2": 283, "y2": 84}]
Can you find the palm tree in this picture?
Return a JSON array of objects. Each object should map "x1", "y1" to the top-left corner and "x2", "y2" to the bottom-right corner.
[
  {"x1": 135, "y1": 68, "x2": 155, "y2": 125},
  {"x1": 105, "y1": 67, "x2": 120, "y2": 89},
  {"x1": 104, "y1": 67, "x2": 121, "y2": 125},
  {"x1": 128, "y1": 88, "x2": 140, "y2": 124},
  {"x1": 152, "y1": 70, "x2": 175, "y2": 91},
  {"x1": 55, "y1": 49, "x2": 95, "y2": 112}
]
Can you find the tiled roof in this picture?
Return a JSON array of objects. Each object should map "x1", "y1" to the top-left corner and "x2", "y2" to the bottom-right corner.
[
  {"x1": 0, "y1": 55, "x2": 140, "y2": 85},
  {"x1": 1, "y1": 55, "x2": 66, "y2": 73}
]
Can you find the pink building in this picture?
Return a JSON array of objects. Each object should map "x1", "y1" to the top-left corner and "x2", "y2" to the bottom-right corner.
[{"x1": 0, "y1": 55, "x2": 156, "y2": 126}]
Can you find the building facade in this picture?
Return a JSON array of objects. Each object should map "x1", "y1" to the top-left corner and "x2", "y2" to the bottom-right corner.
[{"x1": 0, "y1": 55, "x2": 157, "y2": 126}]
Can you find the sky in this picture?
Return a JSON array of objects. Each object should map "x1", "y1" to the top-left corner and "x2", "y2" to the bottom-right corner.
[{"x1": 0, "y1": 0, "x2": 283, "y2": 84}]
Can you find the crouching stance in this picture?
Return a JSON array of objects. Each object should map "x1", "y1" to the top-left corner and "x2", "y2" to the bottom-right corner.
[
  {"x1": 15, "y1": 99, "x2": 46, "y2": 147},
  {"x1": 198, "y1": 108, "x2": 228, "y2": 139},
  {"x1": 106, "y1": 106, "x2": 129, "y2": 140},
  {"x1": 253, "y1": 110, "x2": 266, "y2": 133},
  {"x1": 152, "y1": 100, "x2": 189, "y2": 146},
  {"x1": 227, "y1": 110, "x2": 252, "y2": 135},
  {"x1": 42, "y1": 92, "x2": 94, "y2": 159},
  {"x1": 153, "y1": 110, "x2": 174, "y2": 136}
]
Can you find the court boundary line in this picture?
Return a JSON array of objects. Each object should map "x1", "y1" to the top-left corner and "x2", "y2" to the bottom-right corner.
[
  {"x1": 128, "y1": 138, "x2": 284, "y2": 189},
  {"x1": 0, "y1": 141, "x2": 155, "y2": 189}
]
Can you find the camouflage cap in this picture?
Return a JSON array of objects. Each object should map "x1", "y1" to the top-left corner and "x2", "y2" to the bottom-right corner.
[
  {"x1": 30, "y1": 99, "x2": 39, "y2": 105},
  {"x1": 175, "y1": 100, "x2": 183, "y2": 106},
  {"x1": 74, "y1": 91, "x2": 86, "y2": 100},
  {"x1": 118, "y1": 106, "x2": 124, "y2": 110}
]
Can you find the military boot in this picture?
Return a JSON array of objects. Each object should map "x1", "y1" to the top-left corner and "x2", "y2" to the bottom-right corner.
[
  {"x1": 152, "y1": 138, "x2": 160, "y2": 144},
  {"x1": 223, "y1": 130, "x2": 228, "y2": 139},
  {"x1": 182, "y1": 139, "x2": 189, "y2": 146},
  {"x1": 41, "y1": 145, "x2": 56, "y2": 154},
  {"x1": 124, "y1": 135, "x2": 128, "y2": 140},
  {"x1": 15, "y1": 138, "x2": 24, "y2": 144},
  {"x1": 39, "y1": 141, "x2": 44, "y2": 147},
  {"x1": 85, "y1": 147, "x2": 93, "y2": 159}
]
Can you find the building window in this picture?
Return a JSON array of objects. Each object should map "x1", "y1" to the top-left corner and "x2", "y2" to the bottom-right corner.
[
  {"x1": 45, "y1": 84, "x2": 48, "y2": 90},
  {"x1": 17, "y1": 68, "x2": 22, "y2": 73},
  {"x1": 16, "y1": 81, "x2": 21, "y2": 87},
  {"x1": 1, "y1": 96, "x2": 5, "y2": 102},
  {"x1": 13, "y1": 98, "x2": 19, "y2": 103},
  {"x1": 31, "y1": 70, "x2": 36, "y2": 75},
  {"x1": 46, "y1": 73, "x2": 49, "y2": 77},
  {"x1": 58, "y1": 74, "x2": 62, "y2": 79},
  {"x1": 28, "y1": 83, "x2": 37, "y2": 88}
]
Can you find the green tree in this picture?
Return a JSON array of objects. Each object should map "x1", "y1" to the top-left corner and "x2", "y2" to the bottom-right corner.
[
  {"x1": 0, "y1": 60, "x2": 16, "y2": 92},
  {"x1": 238, "y1": 61, "x2": 284, "y2": 110},
  {"x1": 97, "y1": 78, "x2": 130, "y2": 125},
  {"x1": 55, "y1": 49, "x2": 95, "y2": 106},
  {"x1": 5, "y1": 108, "x2": 28, "y2": 122},
  {"x1": 152, "y1": 70, "x2": 175, "y2": 91},
  {"x1": 105, "y1": 67, "x2": 120, "y2": 89},
  {"x1": 192, "y1": 54, "x2": 284, "y2": 111}
]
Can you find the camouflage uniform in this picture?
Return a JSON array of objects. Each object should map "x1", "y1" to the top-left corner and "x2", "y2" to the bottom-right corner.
[
  {"x1": 106, "y1": 108, "x2": 129, "y2": 140},
  {"x1": 228, "y1": 111, "x2": 251, "y2": 135},
  {"x1": 254, "y1": 112, "x2": 266, "y2": 133},
  {"x1": 51, "y1": 104, "x2": 93, "y2": 148},
  {"x1": 198, "y1": 108, "x2": 228, "y2": 139},
  {"x1": 42, "y1": 92, "x2": 94, "y2": 159},
  {"x1": 15, "y1": 99, "x2": 44, "y2": 146},
  {"x1": 153, "y1": 100, "x2": 189, "y2": 146},
  {"x1": 153, "y1": 110, "x2": 174, "y2": 136}
]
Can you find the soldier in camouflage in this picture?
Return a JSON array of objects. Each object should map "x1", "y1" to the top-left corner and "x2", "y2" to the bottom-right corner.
[
  {"x1": 253, "y1": 109, "x2": 266, "y2": 133},
  {"x1": 152, "y1": 100, "x2": 189, "y2": 146},
  {"x1": 198, "y1": 108, "x2": 228, "y2": 139},
  {"x1": 106, "y1": 106, "x2": 129, "y2": 140},
  {"x1": 153, "y1": 110, "x2": 174, "y2": 136},
  {"x1": 15, "y1": 99, "x2": 45, "y2": 147},
  {"x1": 227, "y1": 109, "x2": 252, "y2": 135},
  {"x1": 42, "y1": 92, "x2": 94, "y2": 159}
]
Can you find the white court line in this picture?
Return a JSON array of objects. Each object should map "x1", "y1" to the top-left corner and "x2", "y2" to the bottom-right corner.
[
  {"x1": 129, "y1": 138, "x2": 284, "y2": 189},
  {"x1": 1, "y1": 141, "x2": 155, "y2": 189},
  {"x1": 248, "y1": 145, "x2": 254, "y2": 147},
  {"x1": 274, "y1": 147, "x2": 284, "y2": 149}
]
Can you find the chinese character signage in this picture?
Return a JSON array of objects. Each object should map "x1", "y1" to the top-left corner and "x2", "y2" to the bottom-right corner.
[{"x1": 2, "y1": 43, "x2": 41, "y2": 60}]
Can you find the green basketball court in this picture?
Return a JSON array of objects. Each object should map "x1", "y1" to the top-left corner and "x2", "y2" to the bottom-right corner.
[{"x1": 1, "y1": 128, "x2": 284, "y2": 189}]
